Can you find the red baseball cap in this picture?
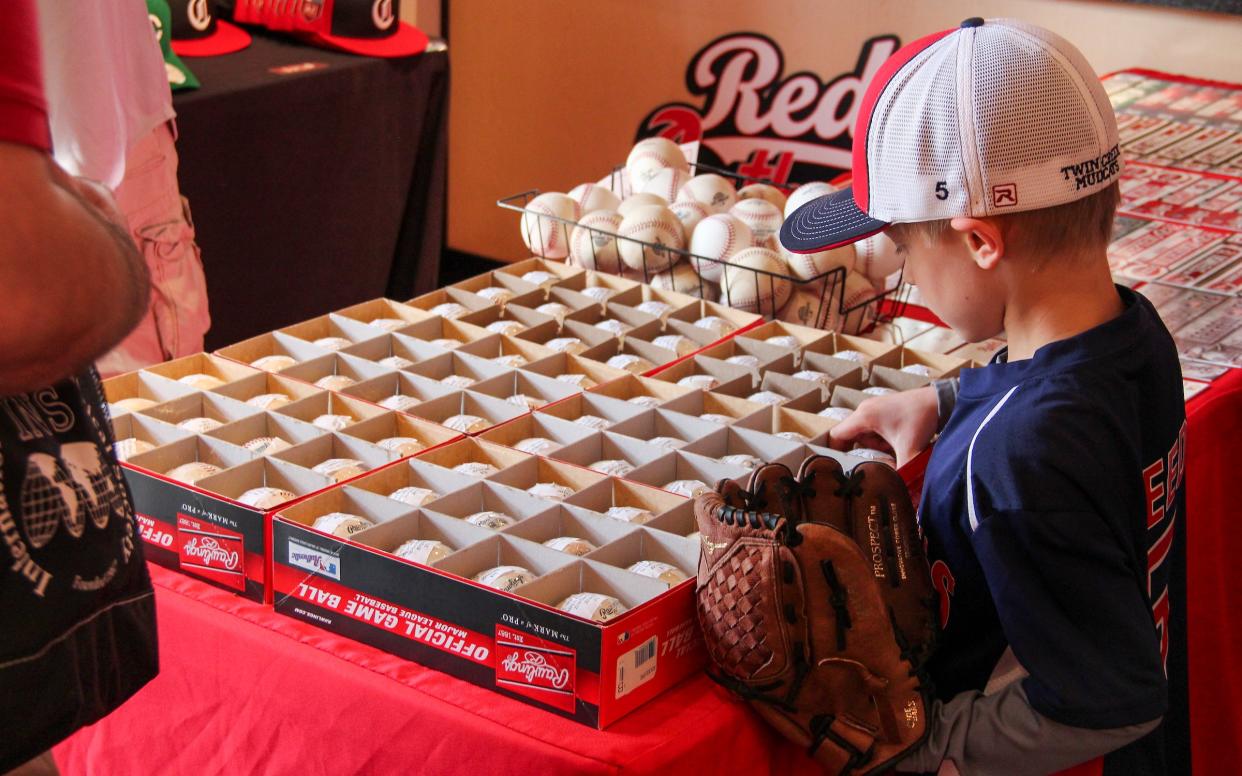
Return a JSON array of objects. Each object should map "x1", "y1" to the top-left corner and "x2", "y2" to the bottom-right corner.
[
  {"x1": 170, "y1": 0, "x2": 252, "y2": 57},
  {"x1": 234, "y1": 0, "x2": 428, "y2": 58}
]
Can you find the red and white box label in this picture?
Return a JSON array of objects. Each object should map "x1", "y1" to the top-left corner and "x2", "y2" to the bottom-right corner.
[
  {"x1": 495, "y1": 625, "x2": 578, "y2": 713},
  {"x1": 177, "y1": 514, "x2": 246, "y2": 591}
]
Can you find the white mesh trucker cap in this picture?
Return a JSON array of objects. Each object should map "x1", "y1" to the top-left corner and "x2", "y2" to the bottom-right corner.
[{"x1": 781, "y1": 17, "x2": 1121, "y2": 254}]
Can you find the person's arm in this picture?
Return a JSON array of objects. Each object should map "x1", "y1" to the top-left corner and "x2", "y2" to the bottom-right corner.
[
  {"x1": 0, "y1": 141, "x2": 149, "y2": 393},
  {"x1": 828, "y1": 384, "x2": 940, "y2": 466}
]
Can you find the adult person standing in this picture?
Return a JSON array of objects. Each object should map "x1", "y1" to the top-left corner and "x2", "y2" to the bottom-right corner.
[{"x1": 1, "y1": 2, "x2": 159, "y2": 774}]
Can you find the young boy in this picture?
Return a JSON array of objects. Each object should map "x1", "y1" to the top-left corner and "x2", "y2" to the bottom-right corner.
[{"x1": 781, "y1": 18, "x2": 1187, "y2": 776}]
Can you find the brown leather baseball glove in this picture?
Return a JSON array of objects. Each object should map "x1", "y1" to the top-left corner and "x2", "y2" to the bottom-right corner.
[{"x1": 694, "y1": 455, "x2": 937, "y2": 775}]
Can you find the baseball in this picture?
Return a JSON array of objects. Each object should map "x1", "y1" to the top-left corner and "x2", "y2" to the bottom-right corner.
[
  {"x1": 651, "y1": 334, "x2": 697, "y2": 357},
  {"x1": 902, "y1": 363, "x2": 935, "y2": 378},
  {"x1": 527, "y1": 482, "x2": 575, "y2": 502},
  {"x1": 664, "y1": 479, "x2": 710, "y2": 498},
  {"x1": 519, "y1": 192, "x2": 580, "y2": 259},
  {"x1": 737, "y1": 182, "x2": 787, "y2": 211},
  {"x1": 453, "y1": 460, "x2": 499, "y2": 477},
  {"x1": 863, "y1": 386, "x2": 897, "y2": 397},
  {"x1": 590, "y1": 459, "x2": 635, "y2": 477},
  {"x1": 688, "y1": 213, "x2": 752, "y2": 283},
  {"x1": 595, "y1": 319, "x2": 627, "y2": 337},
  {"x1": 779, "y1": 289, "x2": 833, "y2": 329},
  {"x1": 555, "y1": 373, "x2": 596, "y2": 389},
  {"x1": 314, "y1": 374, "x2": 356, "y2": 391},
  {"x1": 535, "y1": 302, "x2": 573, "y2": 324},
  {"x1": 311, "y1": 458, "x2": 369, "y2": 483},
  {"x1": 720, "y1": 247, "x2": 792, "y2": 314},
  {"x1": 167, "y1": 461, "x2": 221, "y2": 485},
  {"x1": 368, "y1": 317, "x2": 411, "y2": 331},
  {"x1": 596, "y1": 168, "x2": 631, "y2": 198},
  {"x1": 568, "y1": 181, "x2": 621, "y2": 215},
  {"x1": 444, "y1": 415, "x2": 491, "y2": 434},
  {"x1": 726, "y1": 354, "x2": 760, "y2": 368},
  {"x1": 574, "y1": 414, "x2": 612, "y2": 430},
  {"x1": 114, "y1": 437, "x2": 155, "y2": 461},
  {"x1": 389, "y1": 486, "x2": 439, "y2": 507},
  {"x1": 720, "y1": 453, "x2": 761, "y2": 470},
  {"x1": 440, "y1": 375, "x2": 475, "y2": 389},
  {"x1": 604, "y1": 506, "x2": 654, "y2": 524},
  {"x1": 693, "y1": 315, "x2": 735, "y2": 338},
  {"x1": 850, "y1": 447, "x2": 897, "y2": 466},
  {"x1": 474, "y1": 565, "x2": 535, "y2": 591},
  {"x1": 377, "y1": 437, "x2": 425, "y2": 456},
  {"x1": 764, "y1": 335, "x2": 800, "y2": 350},
  {"x1": 626, "y1": 137, "x2": 689, "y2": 186},
  {"x1": 474, "y1": 286, "x2": 513, "y2": 306},
  {"x1": 507, "y1": 393, "x2": 546, "y2": 410},
  {"x1": 428, "y1": 338, "x2": 464, "y2": 350},
  {"x1": 781, "y1": 242, "x2": 856, "y2": 282},
  {"x1": 676, "y1": 374, "x2": 718, "y2": 391},
  {"x1": 515, "y1": 436, "x2": 558, "y2": 456},
  {"x1": 640, "y1": 167, "x2": 691, "y2": 203},
  {"x1": 250, "y1": 355, "x2": 298, "y2": 372},
  {"x1": 776, "y1": 430, "x2": 809, "y2": 442},
  {"x1": 627, "y1": 560, "x2": 690, "y2": 585},
  {"x1": 312, "y1": 512, "x2": 375, "y2": 537},
  {"x1": 838, "y1": 271, "x2": 879, "y2": 334},
  {"x1": 557, "y1": 592, "x2": 627, "y2": 622},
  {"x1": 668, "y1": 199, "x2": 710, "y2": 236},
  {"x1": 243, "y1": 436, "x2": 292, "y2": 455},
  {"x1": 747, "y1": 390, "x2": 787, "y2": 406},
  {"x1": 783, "y1": 181, "x2": 837, "y2": 219},
  {"x1": 486, "y1": 320, "x2": 526, "y2": 337},
  {"x1": 627, "y1": 396, "x2": 661, "y2": 409},
  {"x1": 618, "y1": 205, "x2": 684, "y2": 274},
  {"x1": 650, "y1": 260, "x2": 714, "y2": 299},
  {"x1": 791, "y1": 369, "x2": 832, "y2": 387},
  {"x1": 378, "y1": 355, "x2": 414, "y2": 370},
  {"x1": 378, "y1": 394, "x2": 420, "y2": 412},
  {"x1": 634, "y1": 300, "x2": 672, "y2": 320},
  {"x1": 246, "y1": 392, "x2": 292, "y2": 410},
  {"x1": 579, "y1": 285, "x2": 616, "y2": 304},
  {"x1": 313, "y1": 336, "x2": 353, "y2": 351},
  {"x1": 617, "y1": 193, "x2": 667, "y2": 217},
  {"x1": 546, "y1": 337, "x2": 588, "y2": 356},
  {"x1": 701, "y1": 413, "x2": 734, "y2": 424},
  {"x1": 238, "y1": 487, "x2": 296, "y2": 510},
  {"x1": 677, "y1": 173, "x2": 737, "y2": 214},
  {"x1": 569, "y1": 210, "x2": 625, "y2": 273},
  {"x1": 312, "y1": 414, "x2": 354, "y2": 431},
  {"x1": 178, "y1": 416, "x2": 222, "y2": 433},
  {"x1": 429, "y1": 302, "x2": 469, "y2": 320},
  {"x1": 519, "y1": 270, "x2": 558, "y2": 289},
  {"x1": 729, "y1": 198, "x2": 784, "y2": 249},
  {"x1": 607, "y1": 354, "x2": 655, "y2": 374},
  {"x1": 112, "y1": 397, "x2": 158, "y2": 413},
  {"x1": 179, "y1": 373, "x2": 225, "y2": 390},
  {"x1": 854, "y1": 231, "x2": 904, "y2": 285},
  {"x1": 492, "y1": 355, "x2": 527, "y2": 368},
  {"x1": 543, "y1": 536, "x2": 597, "y2": 556},
  {"x1": 394, "y1": 539, "x2": 452, "y2": 565},
  {"x1": 818, "y1": 406, "x2": 853, "y2": 422},
  {"x1": 465, "y1": 511, "x2": 517, "y2": 530},
  {"x1": 648, "y1": 436, "x2": 686, "y2": 451}
]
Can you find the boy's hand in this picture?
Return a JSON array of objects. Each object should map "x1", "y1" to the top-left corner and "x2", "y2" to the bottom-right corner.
[{"x1": 828, "y1": 385, "x2": 939, "y2": 467}]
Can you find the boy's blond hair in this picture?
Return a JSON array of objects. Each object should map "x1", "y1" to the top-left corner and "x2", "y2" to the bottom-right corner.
[{"x1": 887, "y1": 181, "x2": 1120, "y2": 265}]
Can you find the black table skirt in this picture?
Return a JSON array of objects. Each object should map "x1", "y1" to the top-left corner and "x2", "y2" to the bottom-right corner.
[{"x1": 172, "y1": 31, "x2": 448, "y2": 350}]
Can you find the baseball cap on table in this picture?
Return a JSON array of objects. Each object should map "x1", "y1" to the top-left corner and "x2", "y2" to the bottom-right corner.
[
  {"x1": 781, "y1": 17, "x2": 1120, "y2": 254},
  {"x1": 233, "y1": 0, "x2": 429, "y2": 58},
  {"x1": 171, "y1": 0, "x2": 252, "y2": 57},
  {"x1": 147, "y1": 0, "x2": 200, "y2": 91}
]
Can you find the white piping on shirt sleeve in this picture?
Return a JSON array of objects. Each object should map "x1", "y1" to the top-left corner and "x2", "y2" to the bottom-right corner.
[{"x1": 966, "y1": 385, "x2": 1020, "y2": 531}]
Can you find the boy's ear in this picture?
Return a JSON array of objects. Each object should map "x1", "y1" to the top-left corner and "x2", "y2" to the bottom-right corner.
[{"x1": 949, "y1": 217, "x2": 1004, "y2": 270}]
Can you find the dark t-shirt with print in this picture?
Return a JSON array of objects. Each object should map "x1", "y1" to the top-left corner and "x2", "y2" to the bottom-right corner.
[{"x1": 0, "y1": 369, "x2": 158, "y2": 771}]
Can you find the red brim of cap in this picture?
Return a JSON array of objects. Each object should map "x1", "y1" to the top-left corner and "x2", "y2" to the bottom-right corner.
[
  {"x1": 779, "y1": 186, "x2": 889, "y2": 254},
  {"x1": 307, "y1": 22, "x2": 429, "y2": 58},
  {"x1": 172, "y1": 20, "x2": 253, "y2": 57}
]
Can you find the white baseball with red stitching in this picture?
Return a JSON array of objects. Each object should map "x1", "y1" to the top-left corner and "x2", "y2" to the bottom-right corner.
[
  {"x1": 617, "y1": 204, "x2": 685, "y2": 273},
  {"x1": 676, "y1": 173, "x2": 738, "y2": 214},
  {"x1": 730, "y1": 198, "x2": 784, "y2": 249},
  {"x1": 854, "y1": 232, "x2": 904, "y2": 284},
  {"x1": 720, "y1": 247, "x2": 792, "y2": 314},
  {"x1": 689, "y1": 213, "x2": 752, "y2": 283},
  {"x1": 781, "y1": 242, "x2": 856, "y2": 283},
  {"x1": 626, "y1": 137, "x2": 689, "y2": 185},
  {"x1": 519, "y1": 192, "x2": 580, "y2": 259},
  {"x1": 737, "y1": 182, "x2": 788, "y2": 212},
  {"x1": 570, "y1": 210, "x2": 624, "y2": 273},
  {"x1": 783, "y1": 181, "x2": 837, "y2": 219},
  {"x1": 641, "y1": 167, "x2": 692, "y2": 203},
  {"x1": 568, "y1": 182, "x2": 621, "y2": 215}
]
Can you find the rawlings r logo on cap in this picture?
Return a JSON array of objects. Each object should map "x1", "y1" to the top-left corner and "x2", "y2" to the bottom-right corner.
[
  {"x1": 171, "y1": 0, "x2": 252, "y2": 57},
  {"x1": 234, "y1": 0, "x2": 428, "y2": 58},
  {"x1": 781, "y1": 17, "x2": 1121, "y2": 254}
]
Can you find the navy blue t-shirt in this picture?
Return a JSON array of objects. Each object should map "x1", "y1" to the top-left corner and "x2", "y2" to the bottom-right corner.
[{"x1": 919, "y1": 286, "x2": 1189, "y2": 775}]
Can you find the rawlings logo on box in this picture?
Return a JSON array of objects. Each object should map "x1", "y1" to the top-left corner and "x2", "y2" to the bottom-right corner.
[
  {"x1": 495, "y1": 625, "x2": 577, "y2": 712},
  {"x1": 177, "y1": 514, "x2": 245, "y2": 591}
]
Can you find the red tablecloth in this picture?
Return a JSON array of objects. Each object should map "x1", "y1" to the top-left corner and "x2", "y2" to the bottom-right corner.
[{"x1": 51, "y1": 371, "x2": 1240, "y2": 775}]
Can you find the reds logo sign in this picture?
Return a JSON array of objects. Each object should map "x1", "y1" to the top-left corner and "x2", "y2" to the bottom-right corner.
[{"x1": 637, "y1": 32, "x2": 900, "y2": 185}]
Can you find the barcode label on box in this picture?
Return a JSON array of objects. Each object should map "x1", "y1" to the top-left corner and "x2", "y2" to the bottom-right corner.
[{"x1": 616, "y1": 636, "x2": 658, "y2": 698}]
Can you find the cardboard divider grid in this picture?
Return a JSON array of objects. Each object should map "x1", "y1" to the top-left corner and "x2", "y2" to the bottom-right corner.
[
  {"x1": 794, "y1": 351, "x2": 868, "y2": 392},
  {"x1": 493, "y1": 257, "x2": 585, "y2": 295},
  {"x1": 642, "y1": 500, "x2": 698, "y2": 538},
  {"x1": 453, "y1": 333, "x2": 560, "y2": 370},
  {"x1": 802, "y1": 331, "x2": 900, "y2": 373},
  {"x1": 564, "y1": 302, "x2": 662, "y2": 339},
  {"x1": 678, "y1": 425, "x2": 806, "y2": 472},
  {"x1": 578, "y1": 336, "x2": 681, "y2": 375},
  {"x1": 140, "y1": 351, "x2": 263, "y2": 387},
  {"x1": 197, "y1": 456, "x2": 336, "y2": 508},
  {"x1": 338, "y1": 331, "x2": 446, "y2": 370},
  {"x1": 624, "y1": 449, "x2": 750, "y2": 495},
  {"x1": 274, "y1": 390, "x2": 391, "y2": 431},
  {"x1": 103, "y1": 369, "x2": 199, "y2": 411},
  {"x1": 109, "y1": 412, "x2": 193, "y2": 460},
  {"x1": 276, "y1": 480, "x2": 421, "y2": 536},
  {"x1": 126, "y1": 433, "x2": 257, "y2": 483},
  {"x1": 432, "y1": 532, "x2": 578, "y2": 591},
  {"x1": 340, "y1": 369, "x2": 459, "y2": 412},
  {"x1": 514, "y1": 558, "x2": 670, "y2": 617},
  {"x1": 422, "y1": 480, "x2": 560, "y2": 532},
  {"x1": 584, "y1": 528, "x2": 698, "y2": 588},
  {"x1": 351, "y1": 508, "x2": 497, "y2": 561},
  {"x1": 464, "y1": 369, "x2": 583, "y2": 412},
  {"x1": 458, "y1": 302, "x2": 559, "y2": 337},
  {"x1": 449, "y1": 267, "x2": 543, "y2": 301},
  {"x1": 549, "y1": 431, "x2": 675, "y2": 475},
  {"x1": 608, "y1": 408, "x2": 727, "y2": 454},
  {"x1": 279, "y1": 312, "x2": 392, "y2": 351},
  {"x1": 209, "y1": 371, "x2": 325, "y2": 410},
  {"x1": 554, "y1": 269, "x2": 644, "y2": 304},
  {"x1": 565, "y1": 477, "x2": 691, "y2": 526},
  {"x1": 543, "y1": 285, "x2": 610, "y2": 317},
  {"x1": 413, "y1": 436, "x2": 533, "y2": 480},
  {"x1": 272, "y1": 432, "x2": 399, "y2": 484},
  {"x1": 203, "y1": 411, "x2": 327, "y2": 454},
  {"x1": 698, "y1": 336, "x2": 798, "y2": 381},
  {"x1": 335, "y1": 412, "x2": 462, "y2": 458},
  {"x1": 404, "y1": 286, "x2": 497, "y2": 318},
  {"x1": 515, "y1": 317, "x2": 613, "y2": 353},
  {"x1": 770, "y1": 406, "x2": 840, "y2": 446},
  {"x1": 216, "y1": 330, "x2": 346, "y2": 372},
  {"x1": 508, "y1": 352, "x2": 631, "y2": 392},
  {"x1": 476, "y1": 410, "x2": 601, "y2": 455},
  {"x1": 534, "y1": 390, "x2": 652, "y2": 431},
  {"x1": 603, "y1": 284, "x2": 700, "y2": 317},
  {"x1": 502, "y1": 504, "x2": 640, "y2": 557},
  {"x1": 654, "y1": 390, "x2": 772, "y2": 431},
  {"x1": 489, "y1": 456, "x2": 612, "y2": 505},
  {"x1": 644, "y1": 355, "x2": 754, "y2": 395},
  {"x1": 136, "y1": 390, "x2": 262, "y2": 431},
  {"x1": 407, "y1": 390, "x2": 530, "y2": 433},
  {"x1": 665, "y1": 297, "x2": 764, "y2": 337},
  {"x1": 338, "y1": 458, "x2": 481, "y2": 508},
  {"x1": 389, "y1": 316, "x2": 500, "y2": 354},
  {"x1": 332, "y1": 297, "x2": 435, "y2": 334},
  {"x1": 280, "y1": 351, "x2": 396, "y2": 392},
  {"x1": 738, "y1": 320, "x2": 836, "y2": 366},
  {"x1": 582, "y1": 373, "x2": 699, "y2": 412},
  {"x1": 745, "y1": 371, "x2": 825, "y2": 411}
]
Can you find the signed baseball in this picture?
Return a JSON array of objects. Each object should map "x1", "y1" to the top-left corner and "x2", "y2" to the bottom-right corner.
[
  {"x1": 569, "y1": 210, "x2": 625, "y2": 273},
  {"x1": 546, "y1": 337, "x2": 588, "y2": 356},
  {"x1": 606, "y1": 354, "x2": 655, "y2": 374},
  {"x1": 558, "y1": 592, "x2": 627, "y2": 622},
  {"x1": 693, "y1": 315, "x2": 735, "y2": 339},
  {"x1": 314, "y1": 374, "x2": 356, "y2": 392},
  {"x1": 543, "y1": 536, "x2": 597, "y2": 556},
  {"x1": 507, "y1": 393, "x2": 546, "y2": 411},
  {"x1": 617, "y1": 205, "x2": 684, "y2": 274},
  {"x1": 167, "y1": 461, "x2": 221, "y2": 484},
  {"x1": 486, "y1": 320, "x2": 526, "y2": 337},
  {"x1": 720, "y1": 247, "x2": 792, "y2": 314},
  {"x1": 590, "y1": 459, "x2": 635, "y2": 477},
  {"x1": 440, "y1": 374, "x2": 476, "y2": 389},
  {"x1": 179, "y1": 373, "x2": 225, "y2": 391},
  {"x1": 651, "y1": 334, "x2": 697, "y2": 358},
  {"x1": 112, "y1": 397, "x2": 158, "y2": 414},
  {"x1": 311, "y1": 458, "x2": 369, "y2": 483},
  {"x1": 626, "y1": 560, "x2": 689, "y2": 585},
  {"x1": 378, "y1": 355, "x2": 415, "y2": 370},
  {"x1": 515, "y1": 437, "x2": 558, "y2": 456},
  {"x1": 312, "y1": 414, "x2": 354, "y2": 431},
  {"x1": 379, "y1": 394, "x2": 420, "y2": 412},
  {"x1": 246, "y1": 392, "x2": 293, "y2": 410},
  {"x1": 519, "y1": 192, "x2": 579, "y2": 259},
  {"x1": 668, "y1": 198, "x2": 710, "y2": 236},
  {"x1": 474, "y1": 565, "x2": 534, "y2": 591},
  {"x1": 688, "y1": 213, "x2": 751, "y2": 283},
  {"x1": 453, "y1": 460, "x2": 499, "y2": 477},
  {"x1": 238, "y1": 487, "x2": 295, "y2": 509},
  {"x1": 444, "y1": 415, "x2": 491, "y2": 434},
  {"x1": 465, "y1": 511, "x2": 517, "y2": 530},
  {"x1": 574, "y1": 414, "x2": 611, "y2": 430},
  {"x1": 250, "y1": 354, "x2": 297, "y2": 372},
  {"x1": 555, "y1": 373, "x2": 596, "y2": 389},
  {"x1": 178, "y1": 416, "x2": 222, "y2": 434},
  {"x1": 114, "y1": 437, "x2": 155, "y2": 461},
  {"x1": 640, "y1": 166, "x2": 692, "y2": 203},
  {"x1": 367, "y1": 317, "x2": 411, "y2": 332},
  {"x1": 604, "y1": 506, "x2": 655, "y2": 524},
  {"x1": 747, "y1": 390, "x2": 787, "y2": 406},
  {"x1": 474, "y1": 286, "x2": 513, "y2": 306},
  {"x1": 312, "y1": 512, "x2": 375, "y2": 537},
  {"x1": 378, "y1": 437, "x2": 425, "y2": 456},
  {"x1": 676, "y1": 374, "x2": 719, "y2": 391},
  {"x1": 527, "y1": 482, "x2": 574, "y2": 502},
  {"x1": 627, "y1": 395, "x2": 661, "y2": 409},
  {"x1": 388, "y1": 486, "x2": 439, "y2": 507},
  {"x1": 394, "y1": 539, "x2": 452, "y2": 565},
  {"x1": 312, "y1": 336, "x2": 353, "y2": 351},
  {"x1": 243, "y1": 436, "x2": 292, "y2": 455},
  {"x1": 664, "y1": 479, "x2": 710, "y2": 498},
  {"x1": 677, "y1": 173, "x2": 738, "y2": 214}
]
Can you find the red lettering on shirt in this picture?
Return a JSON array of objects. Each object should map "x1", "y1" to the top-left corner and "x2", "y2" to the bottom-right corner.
[
  {"x1": 1143, "y1": 459, "x2": 1165, "y2": 530},
  {"x1": 931, "y1": 559, "x2": 956, "y2": 629}
]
